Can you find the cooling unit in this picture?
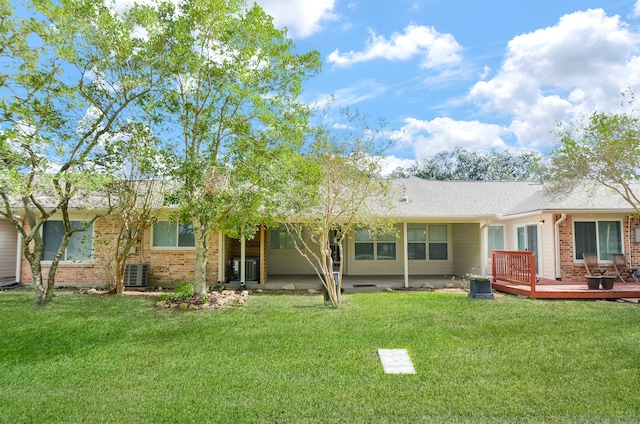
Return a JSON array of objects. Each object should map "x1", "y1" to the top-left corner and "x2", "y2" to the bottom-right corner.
[{"x1": 124, "y1": 263, "x2": 149, "y2": 287}]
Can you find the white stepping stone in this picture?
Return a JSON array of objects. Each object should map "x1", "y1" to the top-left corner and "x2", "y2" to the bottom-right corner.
[{"x1": 378, "y1": 348, "x2": 416, "y2": 374}]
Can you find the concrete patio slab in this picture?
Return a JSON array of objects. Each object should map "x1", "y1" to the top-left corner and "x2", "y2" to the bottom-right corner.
[{"x1": 378, "y1": 348, "x2": 416, "y2": 374}]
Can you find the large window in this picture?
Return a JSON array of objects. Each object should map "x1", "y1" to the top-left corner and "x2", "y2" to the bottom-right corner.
[
  {"x1": 354, "y1": 229, "x2": 396, "y2": 260},
  {"x1": 269, "y1": 227, "x2": 301, "y2": 249},
  {"x1": 487, "y1": 225, "x2": 505, "y2": 258},
  {"x1": 429, "y1": 225, "x2": 448, "y2": 260},
  {"x1": 407, "y1": 224, "x2": 426, "y2": 260},
  {"x1": 574, "y1": 220, "x2": 622, "y2": 261},
  {"x1": 43, "y1": 221, "x2": 93, "y2": 262},
  {"x1": 407, "y1": 224, "x2": 448, "y2": 260},
  {"x1": 153, "y1": 221, "x2": 195, "y2": 248}
]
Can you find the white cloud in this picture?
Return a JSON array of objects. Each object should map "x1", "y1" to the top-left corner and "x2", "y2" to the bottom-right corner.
[
  {"x1": 469, "y1": 8, "x2": 640, "y2": 149},
  {"x1": 632, "y1": 1, "x2": 640, "y2": 18},
  {"x1": 256, "y1": 0, "x2": 337, "y2": 38},
  {"x1": 394, "y1": 117, "x2": 510, "y2": 161},
  {"x1": 312, "y1": 79, "x2": 387, "y2": 108},
  {"x1": 378, "y1": 155, "x2": 415, "y2": 176},
  {"x1": 327, "y1": 24, "x2": 462, "y2": 68},
  {"x1": 110, "y1": 0, "x2": 336, "y2": 38}
]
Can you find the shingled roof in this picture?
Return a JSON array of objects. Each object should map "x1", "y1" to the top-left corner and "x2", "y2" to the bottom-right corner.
[{"x1": 388, "y1": 177, "x2": 638, "y2": 220}]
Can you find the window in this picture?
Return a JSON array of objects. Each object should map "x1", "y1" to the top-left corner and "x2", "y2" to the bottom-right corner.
[
  {"x1": 574, "y1": 220, "x2": 622, "y2": 261},
  {"x1": 487, "y1": 226, "x2": 505, "y2": 258},
  {"x1": 153, "y1": 221, "x2": 195, "y2": 248},
  {"x1": 269, "y1": 227, "x2": 301, "y2": 249},
  {"x1": 429, "y1": 225, "x2": 448, "y2": 260},
  {"x1": 354, "y1": 229, "x2": 396, "y2": 260},
  {"x1": 407, "y1": 224, "x2": 448, "y2": 260},
  {"x1": 43, "y1": 221, "x2": 93, "y2": 262},
  {"x1": 407, "y1": 224, "x2": 426, "y2": 260}
]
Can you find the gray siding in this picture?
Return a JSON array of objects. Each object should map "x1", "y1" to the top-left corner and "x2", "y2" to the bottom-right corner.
[
  {"x1": 452, "y1": 223, "x2": 482, "y2": 277},
  {"x1": 0, "y1": 220, "x2": 18, "y2": 282}
]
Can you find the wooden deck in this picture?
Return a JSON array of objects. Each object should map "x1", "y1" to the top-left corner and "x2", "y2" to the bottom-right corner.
[
  {"x1": 491, "y1": 250, "x2": 640, "y2": 300},
  {"x1": 492, "y1": 278, "x2": 640, "y2": 300}
]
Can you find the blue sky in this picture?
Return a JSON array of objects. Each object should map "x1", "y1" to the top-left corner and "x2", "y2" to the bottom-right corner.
[{"x1": 255, "y1": 0, "x2": 640, "y2": 171}]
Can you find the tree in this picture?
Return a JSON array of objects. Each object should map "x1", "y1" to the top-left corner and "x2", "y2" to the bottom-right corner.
[
  {"x1": 284, "y1": 108, "x2": 396, "y2": 307},
  {"x1": 0, "y1": 0, "x2": 158, "y2": 304},
  {"x1": 137, "y1": 0, "x2": 321, "y2": 297},
  {"x1": 102, "y1": 124, "x2": 169, "y2": 294},
  {"x1": 545, "y1": 107, "x2": 640, "y2": 213},
  {"x1": 392, "y1": 147, "x2": 541, "y2": 181}
]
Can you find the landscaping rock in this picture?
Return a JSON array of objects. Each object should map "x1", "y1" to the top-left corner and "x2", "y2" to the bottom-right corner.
[
  {"x1": 156, "y1": 290, "x2": 251, "y2": 311},
  {"x1": 307, "y1": 289, "x2": 318, "y2": 294},
  {"x1": 282, "y1": 283, "x2": 296, "y2": 290}
]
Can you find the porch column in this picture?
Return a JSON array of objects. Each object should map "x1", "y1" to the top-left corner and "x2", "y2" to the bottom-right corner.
[
  {"x1": 259, "y1": 224, "x2": 266, "y2": 284},
  {"x1": 240, "y1": 234, "x2": 246, "y2": 283},
  {"x1": 480, "y1": 222, "x2": 488, "y2": 277},
  {"x1": 403, "y1": 222, "x2": 409, "y2": 288},
  {"x1": 218, "y1": 232, "x2": 224, "y2": 283}
]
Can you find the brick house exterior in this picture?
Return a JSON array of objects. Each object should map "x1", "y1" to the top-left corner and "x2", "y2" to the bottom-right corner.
[{"x1": 5, "y1": 177, "x2": 640, "y2": 288}]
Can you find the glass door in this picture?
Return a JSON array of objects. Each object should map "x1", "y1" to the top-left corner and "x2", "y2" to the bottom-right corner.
[{"x1": 517, "y1": 224, "x2": 539, "y2": 274}]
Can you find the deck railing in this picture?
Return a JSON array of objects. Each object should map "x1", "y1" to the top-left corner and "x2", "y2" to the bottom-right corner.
[{"x1": 491, "y1": 250, "x2": 536, "y2": 292}]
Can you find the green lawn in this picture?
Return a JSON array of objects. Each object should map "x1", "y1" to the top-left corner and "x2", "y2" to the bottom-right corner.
[{"x1": 0, "y1": 289, "x2": 638, "y2": 423}]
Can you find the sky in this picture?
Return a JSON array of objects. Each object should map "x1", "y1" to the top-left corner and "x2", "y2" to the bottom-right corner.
[{"x1": 255, "y1": 0, "x2": 640, "y2": 171}]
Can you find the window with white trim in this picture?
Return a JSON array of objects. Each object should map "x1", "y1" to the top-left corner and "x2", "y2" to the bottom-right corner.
[
  {"x1": 354, "y1": 229, "x2": 396, "y2": 260},
  {"x1": 269, "y1": 227, "x2": 301, "y2": 249},
  {"x1": 152, "y1": 221, "x2": 195, "y2": 248},
  {"x1": 43, "y1": 220, "x2": 94, "y2": 262},
  {"x1": 574, "y1": 220, "x2": 622, "y2": 261},
  {"x1": 407, "y1": 224, "x2": 426, "y2": 260},
  {"x1": 428, "y1": 224, "x2": 448, "y2": 260},
  {"x1": 487, "y1": 225, "x2": 505, "y2": 258}
]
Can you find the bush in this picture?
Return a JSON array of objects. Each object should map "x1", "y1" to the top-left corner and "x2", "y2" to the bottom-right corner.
[{"x1": 157, "y1": 281, "x2": 194, "y2": 301}]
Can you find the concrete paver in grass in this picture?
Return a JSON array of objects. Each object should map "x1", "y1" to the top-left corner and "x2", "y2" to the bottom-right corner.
[{"x1": 378, "y1": 349, "x2": 416, "y2": 374}]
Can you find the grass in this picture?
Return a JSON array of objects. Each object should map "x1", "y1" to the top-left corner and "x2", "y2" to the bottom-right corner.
[{"x1": 0, "y1": 289, "x2": 639, "y2": 423}]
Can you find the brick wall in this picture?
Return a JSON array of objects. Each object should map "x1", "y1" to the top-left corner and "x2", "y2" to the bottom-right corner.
[
  {"x1": 558, "y1": 214, "x2": 640, "y2": 281},
  {"x1": 20, "y1": 215, "x2": 221, "y2": 287}
]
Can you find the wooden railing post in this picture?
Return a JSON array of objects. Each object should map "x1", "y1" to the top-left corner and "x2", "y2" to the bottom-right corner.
[{"x1": 491, "y1": 250, "x2": 536, "y2": 293}]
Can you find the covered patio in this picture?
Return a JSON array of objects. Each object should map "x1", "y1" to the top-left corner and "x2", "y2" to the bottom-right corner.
[{"x1": 234, "y1": 274, "x2": 464, "y2": 293}]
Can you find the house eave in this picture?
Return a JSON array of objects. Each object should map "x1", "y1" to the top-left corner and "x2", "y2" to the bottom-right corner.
[{"x1": 500, "y1": 208, "x2": 638, "y2": 221}]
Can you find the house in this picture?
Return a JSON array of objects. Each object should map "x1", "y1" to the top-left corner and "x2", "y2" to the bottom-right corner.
[{"x1": 3, "y1": 176, "x2": 640, "y2": 288}]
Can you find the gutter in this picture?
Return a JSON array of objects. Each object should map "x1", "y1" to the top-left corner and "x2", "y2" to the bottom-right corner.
[{"x1": 554, "y1": 213, "x2": 567, "y2": 280}]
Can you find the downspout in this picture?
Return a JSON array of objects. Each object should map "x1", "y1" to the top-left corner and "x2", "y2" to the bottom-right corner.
[
  {"x1": 240, "y1": 234, "x2": 246, "y2": 284},
  {"x1": 554, "y1": 213, "x2": 567, "y2": 280},
  {"x1": 628, "y1": 215, "x2": 632, "y2": 268},
  {"x1": 403, "y1": 222, "x2": 408, "y2": 288}
]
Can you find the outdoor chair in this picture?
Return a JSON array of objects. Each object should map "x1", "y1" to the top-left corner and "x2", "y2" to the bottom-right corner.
[
  {"x1": 612, "y1": 253, "x2": 639, "y2": 282},
  {"x1": 582, "y1": 253, "x2": 608, "y2": 276}
]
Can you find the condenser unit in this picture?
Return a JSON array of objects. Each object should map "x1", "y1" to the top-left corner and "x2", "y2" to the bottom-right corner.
[
  {"x1": 124, "y1": 263, "x2": 149, "y2": 287},
  {"x1": 230, "y1": 257, "x2": 259, "y2": 282}
]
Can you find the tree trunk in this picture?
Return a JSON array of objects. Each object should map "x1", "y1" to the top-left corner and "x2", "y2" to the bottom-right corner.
[
  {"x1": 193, "y1": 218, "x2": 211, "y2": 298},
  {"x1": 115, "y1": 259, "x2": 125, "y2": 295},
  {"x1": 31, "y1": 262, "x2": 47, "y2": 305},
  {"x1": 24, "y1": 243, "x2": 48, "y2": 305},
  {"x1": 320, "y1": 233, "x2": 341, "y2": 307}
]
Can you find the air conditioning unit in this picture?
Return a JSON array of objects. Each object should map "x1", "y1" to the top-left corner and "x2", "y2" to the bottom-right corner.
[
  {"x1": 124, "y1": 263, "x2": 149, "y2": 287},
  {"x1": 230, "y1": 257, "x2": 259, "y2": 282}
]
